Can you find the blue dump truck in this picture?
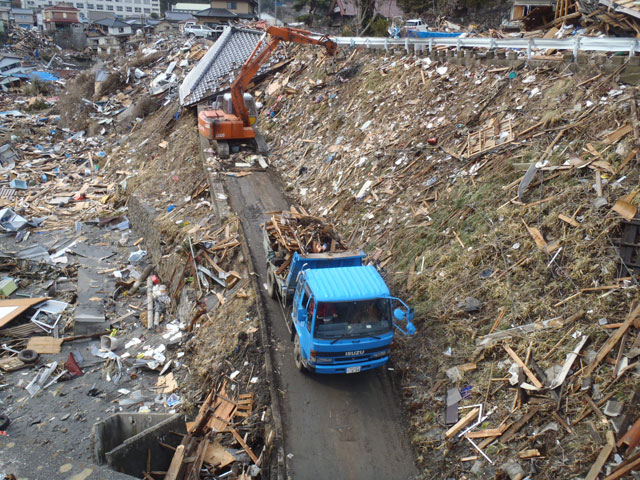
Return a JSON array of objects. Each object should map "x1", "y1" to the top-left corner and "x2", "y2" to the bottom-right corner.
[{"x1": 263, "y1": 210, "x2": 415, "y2": 374}]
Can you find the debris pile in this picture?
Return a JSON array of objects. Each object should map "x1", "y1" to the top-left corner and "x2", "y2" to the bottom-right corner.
[
  {"x1": 263, "y1": 207, "x2": 347, "y2": 255},
  {"x1": 164, "y1": 379, "x2": 264, "y2": 480},
  {"x1": 257, "y1": 44, "x2": 640, "y2": 478},
  {"x1": 0, "y1": 28, "x2": 273, "y2": 479}
]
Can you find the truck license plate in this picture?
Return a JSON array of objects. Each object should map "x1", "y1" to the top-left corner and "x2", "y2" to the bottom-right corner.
[{"x1": 346, "y1": 366, "x2": 361, "y2": 374}]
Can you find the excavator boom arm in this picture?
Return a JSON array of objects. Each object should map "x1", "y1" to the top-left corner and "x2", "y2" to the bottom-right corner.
[{"x1": 231, "y1": 26, "x2": 337, "y2": 126}]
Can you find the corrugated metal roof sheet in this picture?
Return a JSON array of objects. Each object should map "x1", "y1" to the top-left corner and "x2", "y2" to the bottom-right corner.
[
  {"x1": 179, "y1": 26, "x2": 264, "y2": 106},
  {"x1": 305, "y1": 265, "x2": 390, "y2": 302}
]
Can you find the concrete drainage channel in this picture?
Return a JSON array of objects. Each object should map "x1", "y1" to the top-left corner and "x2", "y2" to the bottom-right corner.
[
  {"x1": 117, "y1": 135, "x2": 285, "y2": 479},
  {"x1": 92, "y1": 413, "x2": 186, "y2": 476},
  {"x1": 198, "y1": 134, "x2": 287, "y2": 480}
]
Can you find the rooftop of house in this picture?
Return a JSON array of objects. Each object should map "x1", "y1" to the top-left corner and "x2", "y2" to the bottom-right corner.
[
  {"x1": 193, "y1": 7, "x2": 238, "y2": 18},
  {"x1": 94, "y1": 17, "x2": 131, "y2": 27}
]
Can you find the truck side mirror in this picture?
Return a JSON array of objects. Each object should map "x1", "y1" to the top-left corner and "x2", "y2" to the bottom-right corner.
[
  {"x1": 406, "y1": 307, "x2": 414, "y2": 323},
  {"x1": 407, "y1": 321, "x2": 416, "y2": 336},
  {"x1": 394, "y1": 307, "x2": 416, "y2": 336}
]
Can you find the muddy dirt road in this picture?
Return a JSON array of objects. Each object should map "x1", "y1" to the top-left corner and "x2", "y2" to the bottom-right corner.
[{"x1": 225, "y1": 171, "x2": 419, "y2": 480}]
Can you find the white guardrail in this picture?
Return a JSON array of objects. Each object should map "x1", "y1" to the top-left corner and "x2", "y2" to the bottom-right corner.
[{"x1": 333, "y1": 35, "x2": 640, "y2": 59}]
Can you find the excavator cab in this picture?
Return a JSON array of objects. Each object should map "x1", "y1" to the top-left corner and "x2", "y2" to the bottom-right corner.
[
  {"x1": 198, "y1": 26, "x2": 337, "y2": 159},
  {"x1": 215, "y1": 93, "x2": 258, "y2": 126},
  {"x1": 198, "y1": 92, "x2": 261, "y2": 158}
]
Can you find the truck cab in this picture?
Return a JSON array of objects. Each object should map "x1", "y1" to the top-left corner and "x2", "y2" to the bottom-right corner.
[
  {"x1": 291, "y1": 265, "x2": 415, "y2": 374},
  {"x1": 405, "y1": 18, "x2": 428, "y2": 31}
]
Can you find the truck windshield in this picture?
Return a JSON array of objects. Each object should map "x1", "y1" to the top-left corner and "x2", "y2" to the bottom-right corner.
[{"x1": 314, "y1": 299, "x2": 392, "y2": 339}]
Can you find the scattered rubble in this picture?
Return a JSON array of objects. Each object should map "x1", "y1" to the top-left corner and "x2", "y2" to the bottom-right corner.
[
  {"x1": 0, "y1": 27, "x2": 273, "y2": 480},
  {"x1": 256, "y1": 40, "x2": 640, "y2": 478}
]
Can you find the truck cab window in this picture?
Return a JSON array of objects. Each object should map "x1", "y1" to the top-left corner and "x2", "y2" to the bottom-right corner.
[
  {"x1": 301, "y1": 289, "x2": 309, "y2": 313},
  {"x1": 306, "y1": 298, "x2": 314, "y2": 331},
  {"x1": 314, "y1": 299, "x2": 392, "y2": 339}
]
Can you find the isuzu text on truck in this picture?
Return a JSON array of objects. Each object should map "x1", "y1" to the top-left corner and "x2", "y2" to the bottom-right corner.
[{"x1": 263, "y1": 210, "x2": 415, "y2": 374}]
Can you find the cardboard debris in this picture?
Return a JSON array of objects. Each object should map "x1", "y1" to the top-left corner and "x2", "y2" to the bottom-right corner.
[
  {"x1": 26, "y1": 336, "x2": 64, "y2": 354},
  {"x1": 156, "y1": 372, "x2": 178, "y2": 394}
]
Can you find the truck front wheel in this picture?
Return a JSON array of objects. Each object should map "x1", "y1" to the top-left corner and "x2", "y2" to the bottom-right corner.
[
  {"x1": 266, "y1": 268, "x2": 277, "y2": 299},
  {"x1": 293, "y1": 335, "x2": 306, "y2": 373}
]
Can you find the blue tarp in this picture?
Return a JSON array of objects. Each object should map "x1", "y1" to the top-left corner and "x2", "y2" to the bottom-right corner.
[
  {"x1": 29, "y1": 71, "x2": 59, "y2": 82},
  {"x1": 390, "y1": 27, "x2": 463, "y2": 39},
  {"x1": 405, "y1": 30, "x2": 463, "y2": 39}
]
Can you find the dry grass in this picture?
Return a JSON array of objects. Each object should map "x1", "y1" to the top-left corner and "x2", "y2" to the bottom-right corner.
[
  {"x1": 132, "y1": 96, "x2": 162, "y2": 119},
  {"x1": 259, "y1": 48, "x2": 640, "y2": 478},
  {"x1": 97, "y1": 72, "x2": 125, "y2": 98},
  {"x1": 128, "y1": 51, "x2": 163, "y2": 69},
  {"x1": 58, "y1": 71, "x2": 94, "y2": 129}
]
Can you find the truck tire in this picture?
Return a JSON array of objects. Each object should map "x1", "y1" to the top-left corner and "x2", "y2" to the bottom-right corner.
[
  {"x1": 0, "y1": 414, "x2": 10, "y2": 430},
  {"x1": 18, "y1": 349, "x2": 38, "y2": 364},
  {"x1": 293, "y1": 335, "x2": 306, "y2": 373},
  {"x1": 266, "y1": 269, "x2": 277, "y2": 299}
]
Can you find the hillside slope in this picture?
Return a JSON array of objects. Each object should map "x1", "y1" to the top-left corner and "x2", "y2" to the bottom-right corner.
[{"x1": 257, "y1": 48, "x2": 640, "y2": 478}]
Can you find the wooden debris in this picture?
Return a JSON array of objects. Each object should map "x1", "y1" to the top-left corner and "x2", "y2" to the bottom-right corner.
[
  {"x1": 558, "y1": 213, "x2": 579, "y2": 227},
  {"x1": 445, "y1": 407, "x2": 479, "y2": 439},
  {"x1": 585, "y1": 430, "x2": 615, "y2": 480},
  {"x1": 202, "y1": 442, "x2": 235, "y2": 468},
  {"x1": 618, "y1": 416, "x2": 640, "y2": 452},
  {"x1": 157, "y1": 372, "x2": 178, "y2": 394},
  {"x1": 584, "y1": 303, "x2": 640, "y2": 377},
  {"x1": 604, "y1": 124, "x2": 632, "y2": 145},
  {"x1": 518, "y1": 448, "x2": 542, "y2": 459},
  {"x1": 478, "y1": 316, "x2": 566, "y2": 347},
  {"x1": 549, "y1": 335, "x2": 588, "y2": 389},
  {"x1": 503, "y1": 344, "x2": 543, "y2": 389},
  {"x1": 612, "y1": 198, "x2": 637, "y2": 221},
  {"x1": 263, "y1": 208, "x2": 347, "y2": 255},
  {"x1": 604, "y1": 453, "x2": 640, "y2": 480},
  {"x1": 165, "y1": 378, "x2": 258, "y2": 479},
  {"x1": 501, "y1": 407, "x2": 539, "y2": 444}
]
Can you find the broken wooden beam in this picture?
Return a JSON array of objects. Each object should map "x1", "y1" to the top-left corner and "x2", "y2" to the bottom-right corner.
[
  {"x1": 445, "y1": 407, "x2": 479, "y2": 439},
  {"x1": 585, "y1": 430, "x2": 616, "y2": 480},
  {"x1": 584, "y1": 303, "x2": 640, "y2": 377},
  {"x1": 504, "y1": 344, "x2": 544, "y2": 389}
]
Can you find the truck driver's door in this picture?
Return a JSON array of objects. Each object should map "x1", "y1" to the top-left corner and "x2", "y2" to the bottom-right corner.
[{"x1": 294, "y1": 282, "x2": 314, "y2": 362}]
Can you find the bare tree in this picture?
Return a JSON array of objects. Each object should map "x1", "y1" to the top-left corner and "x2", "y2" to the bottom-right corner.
[{"x1": 353, "y1": 0, "x2": 376, "y2": 35}]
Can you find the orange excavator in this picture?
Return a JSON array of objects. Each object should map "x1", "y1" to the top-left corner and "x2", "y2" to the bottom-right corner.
[{"x1": 197, "y1": 26, "x2": 338, "y2": 158}]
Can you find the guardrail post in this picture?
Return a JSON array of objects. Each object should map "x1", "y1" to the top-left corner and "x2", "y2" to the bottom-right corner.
[
  {"x1": 630, "y1": 39, "x2": 638, "y2": 58},
  {"x1": 456, "y1": 37, "x2": 461, "y2": 53},
  {"x1": 384, "y1": 38, "x2": 388, "y2": 54},
  {"x1": 527, "y1": 39, "x2": 532, "y2": 60},
  {"x1": 429, "y1": 38, "x2": 433, "y2": 54},
  {"x1": 573, "y1": 37, "x2": 580, "y2": 62},
  {"x1": 405, "y1": 37, "x2": 409, "y2": 54}
]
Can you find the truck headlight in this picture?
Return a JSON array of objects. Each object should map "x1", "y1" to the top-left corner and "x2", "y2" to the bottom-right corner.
[{"x1": 372, "y1": 350, "x2": 388, "y2": 359}]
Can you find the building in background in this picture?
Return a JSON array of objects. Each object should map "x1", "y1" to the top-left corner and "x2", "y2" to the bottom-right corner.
[
  {"x1": 0, "y1": 7, "x2": 10, "y2": 30},
  {"x1": 11, "y1": 7, "x2": 36, "y2": 27},
  {"x1": 172, "y1": 0, "x2": 255, "y2": 18},
  {"x1": 21, "y1": 0, "x2": 160, "y2": 22},
  {"x1": 43, "y1": 3, "x2": 81, "y2": 31}
]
